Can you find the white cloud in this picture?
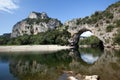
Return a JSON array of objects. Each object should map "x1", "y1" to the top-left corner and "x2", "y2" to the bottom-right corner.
[{"x1": 0, "y1": 0, "x2": 19, "y2": 13}]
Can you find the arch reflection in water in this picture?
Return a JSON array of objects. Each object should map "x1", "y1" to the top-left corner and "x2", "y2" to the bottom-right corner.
[
  {"x1": 81, "y1": 54, "x2": 99, "y2": 64},
  {"x1": 79, "y1": 48, "x2": 103, "y2": 64}
]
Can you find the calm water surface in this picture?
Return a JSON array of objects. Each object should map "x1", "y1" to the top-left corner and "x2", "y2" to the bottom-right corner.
[{"x1": 0, "y1": 48, "x2": 120, "y2": 80}]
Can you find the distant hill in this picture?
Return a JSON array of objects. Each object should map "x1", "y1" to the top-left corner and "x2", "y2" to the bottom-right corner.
[{"x1": 0, "y1": 33, "x2": 11, "y2": 38}]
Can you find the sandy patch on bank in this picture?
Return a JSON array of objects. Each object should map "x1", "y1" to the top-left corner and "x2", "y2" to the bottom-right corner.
[{"x1": 0, "y1": 45, "x2": 72, "y2": 52}]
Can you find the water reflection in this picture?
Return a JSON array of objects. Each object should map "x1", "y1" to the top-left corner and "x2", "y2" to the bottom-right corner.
[
  {"x1": 8, "y1": 50, "x2": 71, "y2": 80},
  {"x1": 68, "y1": 49, "x2": 120, "y2": 80},
  {"x1": 0, "y1": 48, "x2": 120, "y2": 80},
  {"x1": 80, "y1": 48, "x2": 103, "y2": 64},
  {"x1": 0, "y1": 62, "x2": 17, "y2": 80},
  {"x1": 81, "y1": 54, "x2": 99, "y2": 64}
]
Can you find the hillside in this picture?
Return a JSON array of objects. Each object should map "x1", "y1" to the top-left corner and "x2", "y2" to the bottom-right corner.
[{"x1": 64, "y1": 1, "x2": 120, "y2": 48}]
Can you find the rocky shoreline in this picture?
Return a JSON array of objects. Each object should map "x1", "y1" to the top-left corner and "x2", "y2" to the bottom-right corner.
[{"x1": 63, "y1": 71, "x2": 99, "y2": 80}]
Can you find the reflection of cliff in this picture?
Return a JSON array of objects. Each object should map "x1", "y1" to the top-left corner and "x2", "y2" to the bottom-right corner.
[
  {"x1": 10, "y1": 60, "x2": 47, "y2": 74},
  {"x1": 10, "y1": 60, "x2": 60, "y2": 80},
  {"x1": 9, "y1": 50, "x2": 72, "y2": 80}
]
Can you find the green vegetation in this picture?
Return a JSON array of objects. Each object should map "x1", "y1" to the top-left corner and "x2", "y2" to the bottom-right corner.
[
  {"x1": 90, "y1": 11, "x2": 103, "y2": 23},
  {"x1": 105, "y1": 39, "x2": 109, "y2": 43},
  {"x1": 0, "y1": 36, "x2": 10, "y2": 45},
  {"x1": 76, "y1": 10, "x2": 113, "y2": 25},
  {"x1": 107, "y1": 1, "x2": 120, "y2": 9},
  {"x1": 75, "y1": 0, "x2": 119, "y2": 25},
  {"x1": 106, "y1": 25, "x2": 115, "y2": 32},
  {"x1": 114, "y1": 19, "x2": 120, "y2": 27},
  {"x1": 75, "y1": 2, "x2": 120, "y2": 27},
  {"x1": 25, "y1": 18, "x2": 62, "y2": 26},
  {"x1": 79, "y1": 48, "x2": 103, "y2": 56},
  {"x1": 103, "y1": 11, "x2": 113, "y2": 19},
  {"x1": 26, "y1": 18, "x2": 51, "y2": 25},
  {"x1": 114, "y1": 29, "x2": 120, "y2": 45},
  {"x1": 0, "y1": 29, "x2": 70, "y2": 45},
  {"x1": 79, "y1": 36, "x2": 101, "y2": 46}
]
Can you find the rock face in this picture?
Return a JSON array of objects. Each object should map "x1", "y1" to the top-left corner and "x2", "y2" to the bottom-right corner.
[
  {"x1": 64, "y1": 1, "x2": 120, "y2": 48},
  {"x1": 67, "y1": 75, "x2": 99, "y2": 80},
  {"x1": 63, "y1": 70, "x2": 99, "y2": 80},
  {"x1": 11, "y1": 12, "x2": 62, "y2": 37},
  {"x1": 28, "y1": 12, "x2": 49, "y2": 19}
]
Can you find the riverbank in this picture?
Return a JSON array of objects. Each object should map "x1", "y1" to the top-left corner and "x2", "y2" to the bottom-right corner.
[{"x1": 0, "y1": 45, "x2": 72, "y2": 52}]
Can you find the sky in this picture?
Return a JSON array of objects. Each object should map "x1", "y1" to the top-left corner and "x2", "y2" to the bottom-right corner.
[
  {"x1": 0, "y1": 0, "x2": 119, "y2": 35},
  {"x1": 81, "y1": 53, "x2": 99, "y2": 64}
]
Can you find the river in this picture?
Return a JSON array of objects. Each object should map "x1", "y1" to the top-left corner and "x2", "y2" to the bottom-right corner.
[{"x1": 0, "y1": 48, "x2": 120, "y2": 80}]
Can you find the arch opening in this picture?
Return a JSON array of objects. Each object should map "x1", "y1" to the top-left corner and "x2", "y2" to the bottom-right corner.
[{"x1": 69, "y1": 29, "x2": 104, "y2": 50}]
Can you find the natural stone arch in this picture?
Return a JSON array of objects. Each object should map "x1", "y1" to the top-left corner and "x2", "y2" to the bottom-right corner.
[
  {"x1": 64, "y1": 20, "x2": 110, "y2": 48},
  {"x1": 63, "y1": 2, "x2": 120, "y2": 48},
  {"x1": 68, "y1": 27, "x2": 104, "y2": 48},
  {"x1": 68, "y1": 28, "x2": 93, "y2": 46}
]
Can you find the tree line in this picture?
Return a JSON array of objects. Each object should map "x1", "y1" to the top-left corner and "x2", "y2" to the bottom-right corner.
[{"x1": 0, "y1": 29, "x2": 71, "y2": 45}]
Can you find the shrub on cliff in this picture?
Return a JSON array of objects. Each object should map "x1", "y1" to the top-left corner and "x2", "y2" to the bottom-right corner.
[
  {"x1": 114, "y1": 29, "x2": 120, "y2": 45},
  {"x1": 106, "y1": 25, "x2": 115, "y2": 32},
  {"x1": 115, "y1": 19, "x2": 120, "y2": 27}
]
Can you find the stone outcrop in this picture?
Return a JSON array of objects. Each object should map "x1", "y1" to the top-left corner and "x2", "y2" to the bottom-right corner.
[
  {"x1": 28, "y1": 12, "x2": 49, "y2": 19},
  {"x1": 62, "y1": 70, "x2": 99, "y2": 80},
  {"x1": 11, "y1": 12, "x2": 62, "y2": 37},
  {"x1": 67, "y1": 75, "x2": 99, "y2": 80},
  {"x1": 64, "y1": 1, "x2": 120, "y2": 48}
]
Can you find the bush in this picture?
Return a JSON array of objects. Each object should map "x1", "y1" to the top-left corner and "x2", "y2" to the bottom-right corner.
[
  {"x1": 103, "y1": 11, "x2": 113, "y2": 19},
  {"x1": 115, "y1": 20, "x2": 120, "y2": 27},
  {"x1": 79, "y1": 36, "x2": 101, "y2": 45},
  {"x1": 26, "y1": 18, "x2": 51, "y2": 25},
  {"x1": 106, "y1": 25, "x2": 115, "y2": 32},
  {"x1": 76, "y1": 9, "x2": 114, "y2": 25},
  {"x1": 107, "y1": 1, "x2": 120, "y2": 9},
  {"x1": 114, "y1": 30, "x2": 120, "y2": 45},
  {"x1": 0, "y1": 35, "x2": 10, "y2": 45}
]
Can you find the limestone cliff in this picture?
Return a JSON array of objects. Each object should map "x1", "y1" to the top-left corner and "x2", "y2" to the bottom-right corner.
[
  {"x1": 64, "y1": 1, "x2": 120, "y2": 48},
  {"x1": 11, "y1": 12, "x2": 62, "y2": 37}
]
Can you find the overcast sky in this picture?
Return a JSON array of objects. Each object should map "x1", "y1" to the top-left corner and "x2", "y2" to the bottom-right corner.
[{"x1": 0, "y1": 0, "x2": 119, "y2": 35}]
